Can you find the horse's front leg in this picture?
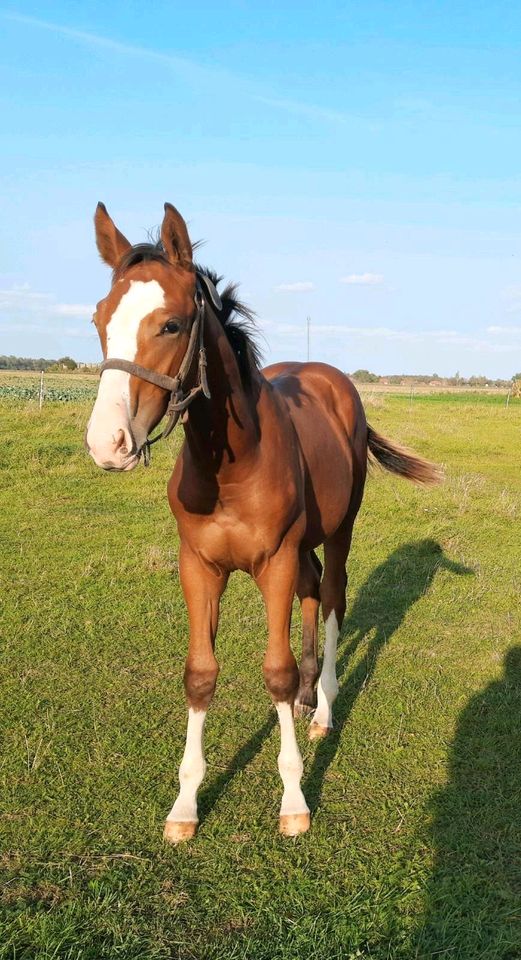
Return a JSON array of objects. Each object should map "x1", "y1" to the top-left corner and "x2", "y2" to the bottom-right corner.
[
  {"x1": 164, "y1": 544, "x2": 228, "y2": 844},
  {"x1": 256, "y1": 547, "x2": 310, "y2": 837}
]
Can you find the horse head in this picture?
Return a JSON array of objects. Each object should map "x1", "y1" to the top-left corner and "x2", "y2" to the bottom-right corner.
[{"x1": 86, "y1": 202, "x2": 201, "y2": 471}]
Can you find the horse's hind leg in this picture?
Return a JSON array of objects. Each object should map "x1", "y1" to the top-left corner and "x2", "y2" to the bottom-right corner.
[
  {"x1": 294, "y1": 550, "x2": 322, "y2": 717},
  {"x1": 309, "y1": 517, "x2": 354, "y2": 741}
]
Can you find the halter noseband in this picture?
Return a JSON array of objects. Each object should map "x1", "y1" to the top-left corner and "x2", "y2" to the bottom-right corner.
[{"x1": 99, "y1": 274, "x2": 219, "y2": 466}]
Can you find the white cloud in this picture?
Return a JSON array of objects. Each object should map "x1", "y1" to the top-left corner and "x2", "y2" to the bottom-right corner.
[
  {"x1": 340, "y1": 273, "x2": 384, "y2": 286},
  {"x1": 487, "y1": 324, "x2": 521, "y2": 335},
  {"x1": 2, "y1": 12, "x2": 216, "y2": 81},
  {"x1": 260, "y1": 319, "x2": 517, "y2": 353},
  {"x1": 0, "y1": 285, "x2": 51, "y2": 307},
  {"x1": 394, "y1": 97, "x2": 432, "y2": 114},
  {"x1": 500, "y1": 285, "x2": 521, "y2": 313},
  {"x1": 55, "y1": 303, "x2": 95, "y2": 318},
  {"x1": 256, "y1": 96, "x2": 348, "y2": 125},
  {"x1": 0, "y1": 321, "x2": 96, "y2": 339},
  {"x1": 4, "y1": 13, "x2": 346, "y2": 128},
  {"x1": 0, "y1": 285, "x2": 95, "y2": 333},
  {"x1": 274, "y1": 281, "x2": 315, "y2": 293}
]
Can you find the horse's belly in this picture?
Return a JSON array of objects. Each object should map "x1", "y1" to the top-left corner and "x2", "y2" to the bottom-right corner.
[
  {"x1": 265, "y1": 362, "x2": 366, "y2": 547},
  {"x1": 289, "y1": 405, "x2": 355, "y2": 545},
  {"x1": 302, "y1": 439, "x2": 353, "y2": 547}
]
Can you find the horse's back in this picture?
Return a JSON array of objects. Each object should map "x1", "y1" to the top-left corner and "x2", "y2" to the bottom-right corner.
[
  {"x1": 264, "y1": 361, "x2": 365, "y2": 432},
  {"x1": 263, "y1": 361, "x2": 367, "y2": 546}
]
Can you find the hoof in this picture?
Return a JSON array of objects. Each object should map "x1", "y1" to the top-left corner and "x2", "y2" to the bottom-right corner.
[
  {"x1": 280, "y1": 812, "x2": 311, "y2": 837},
  {"x1": 163, "y1": 820, "x2": 198, "y2": 844},
  {"x1": 294, "y1": 699, "x2": 314, "y2": 718},
  {"x1": 308, "y1": 722, "x2": 332, "y2": 741}
]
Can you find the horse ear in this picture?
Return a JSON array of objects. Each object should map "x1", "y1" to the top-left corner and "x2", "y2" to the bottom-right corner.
[
  {"x1": 160, "y1": 203, "x2": 193, "y2": 267},
  {"x1": 94, "y1": 202, "x2": 131, "y2": 269}
]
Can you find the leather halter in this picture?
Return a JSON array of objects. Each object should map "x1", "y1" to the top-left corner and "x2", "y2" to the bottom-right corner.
[{"x1": 99, "y1": 274, "x2": 219, "y2": 465}]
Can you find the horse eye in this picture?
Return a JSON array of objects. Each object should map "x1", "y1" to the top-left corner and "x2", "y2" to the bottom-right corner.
[{"x1": 162, "y1": 320, "x2": 180, "y2": 335}]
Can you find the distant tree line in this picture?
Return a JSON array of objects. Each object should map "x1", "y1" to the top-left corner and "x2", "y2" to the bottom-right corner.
[
  {"x1": 1, "y1": 356, "x2": 519, "y2": 386},
  {"x1": 0, "y1": 355, "x2": 78, "y2": 371},
  {"x1": 350, "y1": 369, "x2": 517, "y2": 388}
]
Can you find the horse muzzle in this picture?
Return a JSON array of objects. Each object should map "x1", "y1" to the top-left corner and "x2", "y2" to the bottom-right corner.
[{"x1": 86, "y1": 426, "x2": 140, "y2": 472}]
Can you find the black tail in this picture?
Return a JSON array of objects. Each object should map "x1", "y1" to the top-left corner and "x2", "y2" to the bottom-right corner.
[{"x1": 367, "y1": 425, "x2": 442, "y2": 486}]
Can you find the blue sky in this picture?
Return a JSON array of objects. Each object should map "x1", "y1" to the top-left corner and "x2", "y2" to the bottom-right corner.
[{"x1": 1, "y1": 1, "x2": 521, "y2": 377}]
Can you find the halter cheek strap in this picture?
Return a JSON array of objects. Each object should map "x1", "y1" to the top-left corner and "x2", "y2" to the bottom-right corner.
[{"x1": 99, "y1": 275, "x2": 213, "y2": 465}]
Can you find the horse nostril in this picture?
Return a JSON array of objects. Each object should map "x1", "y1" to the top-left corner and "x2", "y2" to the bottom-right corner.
[{"x1": 114, "y1": 429, "x2": 128, "y2": 454}]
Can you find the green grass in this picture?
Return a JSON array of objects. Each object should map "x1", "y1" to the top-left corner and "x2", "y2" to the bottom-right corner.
[{"x1": 1, "y1": 391, "x2": 520, "y2": 959}]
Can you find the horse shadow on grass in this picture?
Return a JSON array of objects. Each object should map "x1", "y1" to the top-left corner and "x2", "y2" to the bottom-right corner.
[
  {"x1": 412, "y1": 646, "x2": 521, "y2": 959},
  {"x1": 198, "y1": 539, "x2": 471, "y2": 824},
  {"x1": 303, "y1": 539, "x2": 473, "y2": 811},
  {"x1": 198, "y1": 712, "x2": 277, "y2": 822}
]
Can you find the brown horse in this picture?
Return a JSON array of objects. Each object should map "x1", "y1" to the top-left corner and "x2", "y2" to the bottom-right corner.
[{"x1": 86, "y1": 202, "x2": 439, "y2": 842}]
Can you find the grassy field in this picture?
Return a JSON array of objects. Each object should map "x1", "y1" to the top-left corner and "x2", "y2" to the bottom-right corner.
[
  {"x1": 1, "y1": 386, "x2": 520, "y2": 959},
  {"x1": 0, "y1": 371, "x2": 99, "y2": 403}
]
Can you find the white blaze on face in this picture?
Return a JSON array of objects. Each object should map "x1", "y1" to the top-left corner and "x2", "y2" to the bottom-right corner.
[{"x1": 87, "y1": 280, "x2": 165, "y2": 467}]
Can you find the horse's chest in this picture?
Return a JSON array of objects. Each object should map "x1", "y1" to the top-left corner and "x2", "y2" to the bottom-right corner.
[
  {"x1": 193, "y1": 512, "x2": 276, "y2": 571},
  {"x1": 170, "y1": 462, "x2": 302, "y2": 573}
]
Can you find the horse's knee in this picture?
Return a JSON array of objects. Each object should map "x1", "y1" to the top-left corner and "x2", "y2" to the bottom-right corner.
[
  {"x1": 263, "y1": 656, "x2": 299, "y2": 703},
  {"x1": 184, "y1": 659, "x2": 219, "y2": 709}
]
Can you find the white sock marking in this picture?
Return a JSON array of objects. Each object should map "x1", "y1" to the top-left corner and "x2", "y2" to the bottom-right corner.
[
  {"x1": 87, "y1": 280, "x2": 165, "y2": 457},
  {"x1": 166, "y1": 708, "x2": 207, "y2": 824},
  {"x1": 312, "y1": 611, "x2": 339, "y2": 730},
  {"x1": 276, "y1": 702, "x2": 309, "y2": 817}
]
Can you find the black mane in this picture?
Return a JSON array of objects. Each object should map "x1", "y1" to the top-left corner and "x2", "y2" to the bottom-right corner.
[{"x1": 114, "y1": 242, "x2": 262, "y2": 387}]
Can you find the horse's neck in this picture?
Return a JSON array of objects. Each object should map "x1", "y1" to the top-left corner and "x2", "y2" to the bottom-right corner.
[{"x1": 183, "y1": 311, "x2": 262, "y2": 476}]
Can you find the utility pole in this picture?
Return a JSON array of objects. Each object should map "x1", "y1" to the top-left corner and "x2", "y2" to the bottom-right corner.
[{"x1": 306, "y1": 316, "x2": 311, "y2": 362}]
